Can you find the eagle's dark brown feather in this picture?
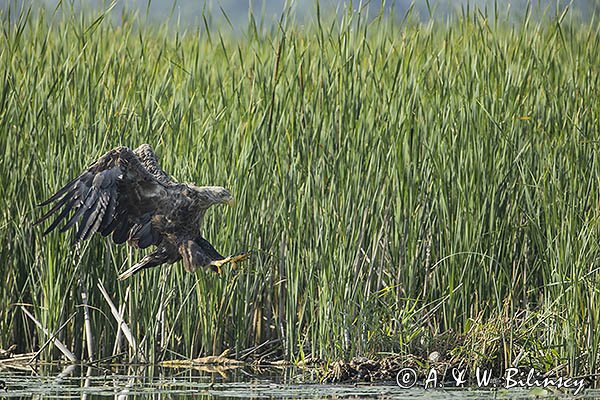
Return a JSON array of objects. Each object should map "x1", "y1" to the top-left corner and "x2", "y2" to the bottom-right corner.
[{"x1": 35, "y1": 144, "x2": 242, "y2": 279}]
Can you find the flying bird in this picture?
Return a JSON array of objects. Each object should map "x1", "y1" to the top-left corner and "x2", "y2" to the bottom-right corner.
[{"x1": 35, "y1": 144, "x2": 248, "y2": 280}]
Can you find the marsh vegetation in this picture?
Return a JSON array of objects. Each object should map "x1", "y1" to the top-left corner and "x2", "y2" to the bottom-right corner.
[{"x1": 0, "y1": 1, "x2": 598, "y2": 385}]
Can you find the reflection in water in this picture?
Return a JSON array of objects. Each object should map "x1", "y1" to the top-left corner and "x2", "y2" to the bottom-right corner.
[{"x1": 0, "y1": 364, "x2": 598, "y2": 399}]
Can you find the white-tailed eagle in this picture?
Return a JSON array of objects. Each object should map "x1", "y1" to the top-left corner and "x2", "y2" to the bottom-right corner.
[{"x1": 35, "y1": 144, "x2": 248, "y2": 280}]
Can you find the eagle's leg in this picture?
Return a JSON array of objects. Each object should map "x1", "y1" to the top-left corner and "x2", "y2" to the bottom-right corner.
[
  {"x1": 179, "y1": 238, "x2": 250, "y2": 274},
  {"x1": 209, "y1": 253, "x2": 251, "y2": 273}
]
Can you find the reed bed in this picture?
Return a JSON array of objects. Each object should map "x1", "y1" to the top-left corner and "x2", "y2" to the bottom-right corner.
[{"x1": 0, "y1": 2, "x2": 598, "y2": 378}]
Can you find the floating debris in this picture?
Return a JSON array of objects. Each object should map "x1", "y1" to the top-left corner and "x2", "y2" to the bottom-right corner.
[{"x1": 160, "y1": 349, "x2": 244, "y2": 367}]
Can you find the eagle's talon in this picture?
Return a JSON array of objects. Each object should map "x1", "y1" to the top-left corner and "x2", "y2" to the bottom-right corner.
[
  {"x1": 231, "y1": 253, "x2": 251, "y2": 263},
  {"x1": 209, "y1": 253, "x2": 250, "y2": 274}
]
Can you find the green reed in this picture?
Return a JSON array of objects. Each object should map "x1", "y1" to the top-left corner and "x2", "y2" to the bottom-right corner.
[{"x1": 0, "y1": 2, "x2": 598, "y2": 378}]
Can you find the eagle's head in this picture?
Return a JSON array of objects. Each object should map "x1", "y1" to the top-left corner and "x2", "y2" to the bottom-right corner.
[{"x1": 188, "y1": 184, "x2": 235, "y2": 209}]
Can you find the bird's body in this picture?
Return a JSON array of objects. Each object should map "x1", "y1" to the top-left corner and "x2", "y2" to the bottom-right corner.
[{"x1": 35, "y1": 144, "x2": 247, "y2": 279}]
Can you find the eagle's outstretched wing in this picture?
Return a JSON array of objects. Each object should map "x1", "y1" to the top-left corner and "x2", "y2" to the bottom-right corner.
[{"x1": 35, "y1": 145, "x2": 167, "y2": 247}]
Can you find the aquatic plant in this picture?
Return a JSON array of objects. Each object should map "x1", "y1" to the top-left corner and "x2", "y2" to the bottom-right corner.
[{"x1": 0, "y1": 2, "x2": 598, "y2": 380}]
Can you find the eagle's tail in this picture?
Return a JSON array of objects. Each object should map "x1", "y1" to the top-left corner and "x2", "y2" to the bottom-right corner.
[{"x1": 118, "y1": 248, "x2": 170, "y2": 280}]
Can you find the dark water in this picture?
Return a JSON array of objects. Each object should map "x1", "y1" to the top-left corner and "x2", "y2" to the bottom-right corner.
[{"x1": 0, "y1": 364, "x2": 599, "y2": 399}]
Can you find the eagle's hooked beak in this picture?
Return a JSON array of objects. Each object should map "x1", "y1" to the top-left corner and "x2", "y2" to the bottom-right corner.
[{"x1": 225, "y1": 197, "x2": 236, "y2": 206}]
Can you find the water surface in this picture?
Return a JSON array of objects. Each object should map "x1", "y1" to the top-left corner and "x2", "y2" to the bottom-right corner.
[{"x1": 0, "y1": 364, "x2": 598, "y2": 399}]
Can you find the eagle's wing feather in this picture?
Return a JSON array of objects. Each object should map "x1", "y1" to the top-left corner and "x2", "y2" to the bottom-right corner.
[
  {"x1": 133, "y1": 144, "x2": 174, "y2": 185},
  {"x1": 35, "y1": 146, "x2": 166, "y2": 245}
]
